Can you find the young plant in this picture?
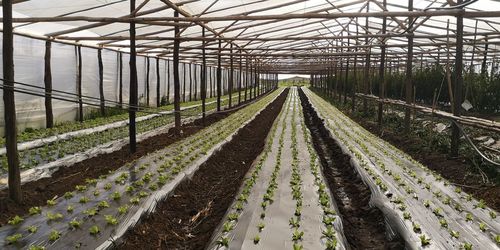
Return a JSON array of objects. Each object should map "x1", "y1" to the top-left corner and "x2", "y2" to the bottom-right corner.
[
  {"x1": 89, "y1": 225, "x2": 100, "y2": 235},
  {"x1": 79, "y1": 196, "x2": 90, "y2": 204},
  {"x1": 83, "y1": 208, "x2": 98, "y2": 216},
  {"x1": 48, "y1": 230, "x2": 61, "y2": 242},
  {"x1": 419, "y1": 234, "x2": 431, "y2": 246},
  {"x1": 322, "y1": 225, "x2": 336, "y2": 239},
  {"x1": 111, "y1": 191, "x2": 121, "y2": 201},
  {"x1": 463, "y1": 242, "x2": 473, "y2": 250},
  {"x1": 253, "y1": 235, "x2": 260, "y2": 244},
  {"x1": 6, "y1": 233, "x2": 22, "y2": 244},
  {"x1": 104, "y1": 215, "x2": 118, "y2": 225},
  {"x1": 46, "y1": 212, "x2": 63, "y2": 221},
  {"x1": 64, "y1": 191, "x2": 74, "y2": 199},
  {"x1": 28, "y1": 206, "x2": 42, "y2": 215},
  {"x1": 118, "y1": 205, "x2": 129, "y2": 215},
  {"x1": 27, "y1": 225, "x2": 38, "y2": 234},
  {"x1": 69, "y1": 218, "x2": 83, "y2": 229},
  {"x1": 97, "y1": 200, "x2": 110, "y2": 209},
  {"x1": 217, "y1": 236, "x2": 229, "y2": 247},
  {"x1": 257, "y1": 222, "x2": 265, "y2": 232},
  {"x1": 8, "y1": 215, "x2": 24, "y2": 225},
  {"x1": 325, "y1": 238, "x2": 338, "y2": 250},
  {"x1": 222, "y1": 221, "x2": 234, "y2": 233},
  {"x1": 46, "y1": 198, "x2": 56, "y2": 207},
  {"x1": 293, "y1": 243, "x2": 303, "y2": 250},
  {"x1": 67, "y1": 205, "x2": 74, "y2": 213},
  {"x1": 449, "y1": 230, "x2": 459, "y2": 239},
  {"x1": 292, "y1": 229, "x2": 304, "y2": 241}
]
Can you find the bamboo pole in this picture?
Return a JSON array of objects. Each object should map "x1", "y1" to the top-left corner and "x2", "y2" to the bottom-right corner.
[
  {"x1": 76, "y1": 45, "x2": 83, "y2": 122},
  {"x1": 119, "y1": 52, "x2": 123, "y2": 108},
  {"x1": 451, "y1": 0, "x2": 464, "y2": 157},
  {"x1": 201, "y1": 27, "x2": 206, "y2": 125},
  {"x1": 156, "y1": 57, "x2": 161, "y2": 107},
  {"x1": 377, "y1": 0, "x2": 387, "y2": 127},
  {"x1": 229, "y1": 44, "x2": 234, "y2": 108},
  {"x1": 98, "y1": 49, "x2": 105, "y2": 115},
  {"x1": 404, "y1": 0, "x2": 414, "y2": 134},
  {"x1": 216, "y1": 39, "x2": 222, "y2": 111},
  {"x1": 146, "y1": 57, "x2": 150, "y2": 106}
]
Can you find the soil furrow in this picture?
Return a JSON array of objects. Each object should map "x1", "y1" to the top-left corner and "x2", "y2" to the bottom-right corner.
[{"x1": 298, "y1": 88, "x2": 404, "y2": 250}]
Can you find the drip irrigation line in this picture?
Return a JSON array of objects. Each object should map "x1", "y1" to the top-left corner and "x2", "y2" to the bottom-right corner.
[{"x1": 452, "y1": 120, "x2": 500, "y2": 167}]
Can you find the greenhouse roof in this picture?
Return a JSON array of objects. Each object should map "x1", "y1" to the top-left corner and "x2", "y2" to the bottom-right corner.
[{"x1": 1, "y1": 0, "x2": 500, "y2": 73}]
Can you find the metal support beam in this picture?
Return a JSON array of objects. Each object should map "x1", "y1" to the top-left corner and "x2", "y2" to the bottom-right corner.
[{"x1": 129, "y1": 0, "x2": 138, "y2": 152}]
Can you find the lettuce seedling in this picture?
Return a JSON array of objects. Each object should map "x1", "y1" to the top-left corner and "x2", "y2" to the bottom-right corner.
[
  {"x1": 490, "y1": 211, "x2": 497, "y2": 219},
  {"x1": 118, "y1": 205, "x2": 129, "y2": 215},
  {"x1": 48, "y1": 230, "x2": 61, "y2": 242},
  {"x1": 463, "y1": 242, "x2": 472, "y2": 250},
  {"x1": 419, "y1": 235, "x2": 431, "y2": 246},
  {"x1": 27, "y1": 225, "x2": 38, "y2": 234},
  {"x1": 64, "y1": 191, "x2": 74, "y2": 199},
  {"x1": 104, "y1": 183, "x2": 113, "y2": 190},
  {"x1": 479, "y1": 222, "x2": 487, "y2": 232},
  {"x1": 449, "y1": 230, "x2": 459, "y2": 239},
  {"x1": 89, "y1": 225, "x2": 100, "y2": 235},
  {"x1": 6, "y1": 233, "x2": 22, "y2": 244},
  {"x1": 46, "y1": 212, "x2": 63, "y2": 221},
  {"x1": 29, "y1": 206, "x2": 42, "y2": 215},
  {"x1": 293, "y1": 243, "x2": 303, "y2": 250},
  {"x1": 322, "y1": 225, "x2": 336, "y2": 239},
  {"x1": 217, "y1": 236, "x2": 229, "y2": 247},
  {"x1": 67, "y1": 205, "x2": 74, "y2": 213},
  {"x1": 97, "y1": 200, "x2": 110, "y2": 209},
  {"x1": 325, "y1": 238, "x2": 337, "y2": 250},
  {"x1": 83, "y1": 208, "x2": 98, "y2": 216},
  {"x1": 28, "y1": 245, "x2": 45, "y2": 250},
  {"x1": 257, "y1": 222, "x2": 265, "y2": 232},
  {"x1": 289, "y1": 217, "x2": 300, "y2": 228},
  {"x1": 79, "y1": 196, "x2": 90, "y2": 204},
  {"x1": 104, "y1": 215, "x2": 118, "y2": 225},
  {"x1": 111, "y1": 191, "x2": 121, "y2": 201},
  {"x1": 222, "y1": 221, "x2": 234, "y2": 233},
  {"x1": 227, "y1": 213, "x2": 239, "y2": 221},
  {"x1": 46, "y1": 199, "x2": 56, "y2": 207},
  {"x1": 253, "y1": 235, "x2": 260, "y2": 244},
  {"x1": 69, "y1": 218, "x2": 83, "y2": 229},
  {"x1": 8, "y1": 215, "x2": 24, "y2": 225},
  {"x1": 292, "y1": 229, "x2": 304, "y2": 241}
]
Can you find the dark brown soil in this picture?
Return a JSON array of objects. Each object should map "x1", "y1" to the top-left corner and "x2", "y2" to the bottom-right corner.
[
  {"x1": 0, "y1": 106, "x2": 249, "y2": 226},
  {"x1": 349, "y1": 116, "x2": 500, "y2": 212},
  {"x1": 299, "y1": 88, "x2": 404, "y2": 250},
  {"x1": 119, "y1": 89, "x2": 288, "y2": 250}
]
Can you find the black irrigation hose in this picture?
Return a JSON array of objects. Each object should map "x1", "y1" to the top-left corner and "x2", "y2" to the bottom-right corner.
[{"x1": 452, "y1": 120, "x2": 500, "y2": 167}]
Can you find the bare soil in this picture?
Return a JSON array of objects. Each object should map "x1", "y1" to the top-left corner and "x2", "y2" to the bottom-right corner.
[{"x1": 299, "y1": 88, "x2": 405, "y2": 250}]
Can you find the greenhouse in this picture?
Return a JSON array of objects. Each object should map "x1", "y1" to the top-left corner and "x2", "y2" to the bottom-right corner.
[{"x1": 0, "y1": 0, "x2": 499, "y2": 249}]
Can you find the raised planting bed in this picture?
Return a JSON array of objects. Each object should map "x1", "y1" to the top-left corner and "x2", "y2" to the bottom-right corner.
[
  {"x1": 0, "y1": 95, "x2": 239, "y2": 187},
  {"x1": 208, "y1": 87, "x2": 347, "y2": 250},
  {"x1": 118, "y1": 88, "x2": 288, "y2": 249},
  {"x1": 0, "y1": 89, "x2": 283, "y2": 249},
  {"x1": 303, "y1": 87, "x2": 500, "y2": 249}
]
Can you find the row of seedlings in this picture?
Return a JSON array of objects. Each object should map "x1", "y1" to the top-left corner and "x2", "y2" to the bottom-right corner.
[{"x1": 1, "y1": 90, "x2": 283, "y2": 249}]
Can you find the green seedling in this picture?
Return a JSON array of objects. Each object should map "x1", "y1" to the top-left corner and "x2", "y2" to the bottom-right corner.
[
  {"x1": 292, "y1": 229, "x2": 304, "y2": 241},
  {"x1": 463, "y1": 242, "x2": 473, "y2": 250},
  {"x1": 48, "y1": 230, "x2": 61, "y2": 242},
  {"x1": 46, "y1": 212, "x2": 63, "y2": 221},
  {"x1": 419, "y1": 234, "x2": 431, "y2": 246},
  {"x1": 293, "y1": 243, "x2": 303, "y2": 250},
  {"x1": 89, "y1": 225, "x2": 100, "y2": 235},
  {"x1": 217, "y1": 236, "x2": 229, "y2": 247},
  {"x1": 412, "y1": 222, "x2": 421, "y2": 233},
  {"x1": 257, "y1": 222, "x2": 265, "y2": 232},
  {"x1": 325, "y1": 238, "x2": 338, "y2": 250},
  {"x1": 79, "y1": 196, "x2": 90, "y2": 204},
  {"x1": 64, "y1": 191, "x2": 74, "y2": 199},
  {"x1": 69, "y1": 218, "x2": 83, "y2": 229},
  {"x1": 67, "y1": 205, "x2": 74, "y2": 213},
  {"x1": 138, "y1": 191, "x2": 149, "y2": 198},
  {"x1": 6, "y1": 233, "x2": 22, "y2": 244},
  {"x1": 227, "y1": 213, "x2": 239, "y2": 221},
  {"x1": 29, "y1": 206, "x2": 42, "y2": 215},
  {"x1": 253, "y1": 235, "x2": 260, "y2": 244},
  {"x1": 289, "y1": 217, "x2": 300, "y2": 228},
  {"x1": 83, "y1": 208, "x2": 98, "y2": 216},
  {"x1": 222, "y1": 221, "x2": 234, "y2": 233},
  {"x1": 104, "y1": 183, "x2": 113, "y2": 190},
  {"x1": 75, "y1": 185, "x2": 87, "y2": 192},
  {"x1": 93, "y1": 190, "x2": 100, "y2": 197},
  {"x1": 495, "y1": 235, "x2": 500, "y2": 244},
  {"x1": 439, "y1": 218, "x2": 448, "y2": 228},
  {"x1": 449, "y1": 230, "x2": 459, "y2": 239},
  {"x1": 490, "y1": 211, "x2": 497, "y2": 219},
  {"x1": 111, "y1": 191, "x2": 121, "y2": 201},
  {"x1": 27, "y1": 225, "x2": 38, "y2": 234},
  {"x1": 105, "y1": 215, "x2": 118, "y2": 225},
  {"x1": 130, "y1": 197, "x2": 140, "y2": 204},
  {"x1": 322, "y1": 225, "x2": 336, "y2": 239},
  {"x1": 28, "y1": 245, "x2": 45, "y2": 250},
  {"x1": 465, "y1": 213, "x2": 473, "y2": 222},
  {"x1": 118, "y1": 205, "x2": 129, "y2": 215},
  {"x1": 98, "y1": 200, "x2": 110, "y2": 209},
  {"x1": 479, "y1": 222, "x2": 487, "y2": 232},
  {"x1": 475, "y1": 199, "x2": 486, "y2": 209},
  {"x1": 423, "y1": 200, "x2": 431, "y2": 208},
  {"x1": 8, "y1": 215, "x2": 24, "y2": 225},
  {"x1": 403, "y1": 212, "x2": 411, "y2": 220},
  {"x1": 46, "y1": 199, "x2": 56, "y2": 206},
  {"x1": 323, "y1": 215, "x2": 336, "y2": 225}
]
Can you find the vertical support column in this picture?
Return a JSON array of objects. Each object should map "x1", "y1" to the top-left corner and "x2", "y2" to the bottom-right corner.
[
  {"x1": 194, "y1": 63, "x2": 198, "y2": 101},
  {"x1": 216, "y1": 40, "x2": 222, "y2": 111},
  {"x1": 377, "y1": 0, "x2": 387, "y2": 126},
  {"x1": 119, "y1": 52, "x2": 123, "y2": 108},
  {"x1": 129, "y1": 0, "x2": 138, "y2": 152},
  {"x1": 245, "y1": 56, "x2": 249, "y2": 102},
  {"x1": 238, "y1": 51, "x2": 242, "y2": 105},
  {"x1": 44, "y1": 41, "x2": 54, "y2": 128},
  {"x1": 3, "y1": 0, "x2": 21, "y2": 202},
  {"x1": 189, "y1": 63, "x2": 193, "y2": 102},
  {"x1": 404, "y1": 0, "x2": 414, "y2": 134},
  {"x1": 481, "y1": 36, "x2": 489, "y2": 76},
  {"x1": 229, "y1": 44, "x2": 234, "y2": 108},
  {"x1": 156, "y1": 57, "x2": 161, "y2": 107},
  {"x1": 201, "y1": 27, "x2": 207, "y2": 125},
  {"x1": 98, "y1": 49, "x2": 105, "y2": 116},
  {"x1": 146, "y1": 57, "x2": 150, "y2": 106},
  {"x1": 451, "y1": 1, "x2": 464, "y2": 157},
  {"x1": 166, "y1": 59, "x2": 170, "y2": 104},
  {"x1": 363, "y1": 1, "x2": 370, "y2": 113},
  {"x1": 173, "y1": 10, "x2": 181, "y2": 135},
  {"x1": 76, "y1": 46, "x2": 84, "y2": 122}
]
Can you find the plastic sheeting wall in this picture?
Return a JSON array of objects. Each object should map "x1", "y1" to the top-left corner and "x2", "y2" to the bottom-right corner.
[{"x1": 0, "y1": 35, "x2": 233, "y2": 136}]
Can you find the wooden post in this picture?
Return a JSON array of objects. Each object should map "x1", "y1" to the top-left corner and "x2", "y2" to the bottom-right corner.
[
  {"x1": 451, "y1": 0, "x2": 464, "y2": 157},
  {"x1": 229, "y1": 44, "x2": 234, "y2": 108},
  {"x1": 216, "y1": 39, "x2": 222, "y2": 111},
  {"x1": 98, "y1": 48, "x2": 105, "y2": 116},
  {"x1": 245, "y1": 56, "x2": 249, "y2": 102},
  {"x1": 201, "y1": 27, "x2": 206, "y2": 125},
  {"x1": 404, "y1": 0, "x2": 414, "y2": 134},
  {"x1": 3, "y1": 0, "x2": 22, "y2": 203},
  {"x1": 189, "y1": 63, "x2": 193, "y2": 101},
  {"x1": 363, "y1": 1, "x2": 370, "y2": 113},
  {"x1": 119, "y1": 52, "x2": 123, "y2": 108},
  {"x1": 156, "y1": 57, "x2": 161, "y2": 107},
  {"x1": 377, "y1": 0, "x2": 387, "y2": 127},
  {"x1": 238, "y1": 51, "x2": 242, "y2": 105},
  {"x1": 481, "y1": 36, "x2": 489, "y2": 76},
  {"x1": 129, "y1": 0, "x2": 138, "y2": 153},
  {"x1": 44, "y1": 41, "x2": 54, "y2": 128},
  {"x1": 194, "y1": 64, "x2": 197, "y2": 101},
  {"x1": 166, "y1": 59, "x2": 170, "y2": 104},
  {"x1": 183, "y1": 63, "x2": 186, "y2": 102},
  {"x1": 146, "y1": 57, "x2": 150, "y2": 106},
  {"x1": 344, "y1": 43, "x2": 350, "y2": 105},
  {"x1": 77, "y1": 45, "x2": 83, "y2": 122},
  {"x1": 173, "y1": 10, "x2": 181, "y2": 135}
]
